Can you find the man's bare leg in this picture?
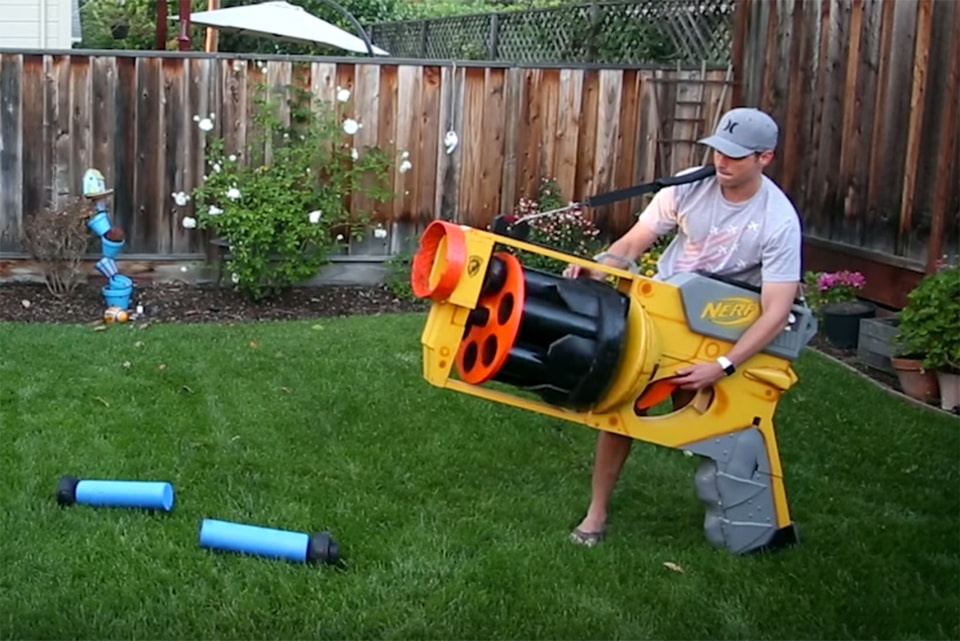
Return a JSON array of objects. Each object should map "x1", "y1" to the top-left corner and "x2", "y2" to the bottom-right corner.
[
  {"x1": 571, "y1": 430, "x2": 634, "y2": 541},
  {"x1": 570, "y1": 390, "x2": 695, "y2": 545}
]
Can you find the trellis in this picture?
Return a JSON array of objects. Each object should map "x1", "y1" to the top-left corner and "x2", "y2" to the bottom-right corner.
[{"x1": 366, "y1": 0, "x2": 735, "y2": 65}]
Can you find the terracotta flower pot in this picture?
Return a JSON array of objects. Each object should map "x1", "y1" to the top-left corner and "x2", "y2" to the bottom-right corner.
[{"x1": 891, "y1": 357, "x2": 940, "y2": 403}]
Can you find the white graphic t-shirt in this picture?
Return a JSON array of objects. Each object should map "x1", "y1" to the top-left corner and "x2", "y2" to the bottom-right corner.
[{"x1": 636, "y1": 168, "x2": 802, "y2": 287}]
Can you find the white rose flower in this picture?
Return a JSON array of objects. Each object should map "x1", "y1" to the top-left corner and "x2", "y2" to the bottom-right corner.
[
  {"x1": 308, "y1": 210, "x2": 322, "y2": 224},
  {"x1": 399, "y1": 159, "x2": 413, "y2": 174},
  {"x1": 342, "y1": 119, "x2": 360, "y2": 135},
  {"x1": 226, "y1": 187, "x2": 241, "y2": 200},
  {"x1": 373, "y1": 225, "x2": 387, "y2": 239},
  {"x1": 337, "y1": 87, "x2": 351, "y2": 102},
  {"x1": 182, "y1": 216, "x2": 197, "y2": 229},
  {"x1": 208, "y1": 205, "x2": 223, "y2": 216}
]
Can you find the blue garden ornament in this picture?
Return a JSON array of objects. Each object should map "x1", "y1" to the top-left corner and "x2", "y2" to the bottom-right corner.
[{"x1": 82, "y1": 167, "x2": 134, "y2": 314}]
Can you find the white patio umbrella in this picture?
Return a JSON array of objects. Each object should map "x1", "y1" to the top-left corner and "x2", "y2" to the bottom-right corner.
[{"x1": 186, "y1": 1, "x2": 389, "y2": 56}]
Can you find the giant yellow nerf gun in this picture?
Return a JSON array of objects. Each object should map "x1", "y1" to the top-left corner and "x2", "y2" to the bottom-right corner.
[{"x1": 408, "y1": 207, "x2": 818, "y2": 555}]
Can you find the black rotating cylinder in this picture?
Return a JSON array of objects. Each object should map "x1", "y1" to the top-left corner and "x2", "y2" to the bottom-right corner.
[{"x1": 474, "y1": 256, "x2": 630, "y2": 411}]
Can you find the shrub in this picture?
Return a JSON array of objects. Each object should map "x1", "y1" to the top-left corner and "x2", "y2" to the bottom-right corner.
[
  {"x1": 185, "y1": 83, "x2": 394, "y2": 300},
  {"x1": 509, "y1": 177, "x2": 603, "y2": 274},
  {"x1": 21, "y1": 197, "x2": 93, "y2": 299},
  {"x1": 383, "y1": 251, "x2": 416, "y2": 301},
  {"x1": 894, "y1": 264, "x2": 960, "y2": 372}
]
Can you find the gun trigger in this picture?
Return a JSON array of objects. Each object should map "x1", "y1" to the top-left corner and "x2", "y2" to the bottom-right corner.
[{"x1": 634, "y1": 379, "x2": 678, "y2": 412}]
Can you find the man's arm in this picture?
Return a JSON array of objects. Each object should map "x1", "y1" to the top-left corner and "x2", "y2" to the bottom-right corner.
[
  {"x1": 564, "y1": 189, "x2": 677, "y2": 278},
  {"x1": 673, "y1": 280, "x2": 797, "y2": 390},
  {"x1": 723, "y1": 281, "x2": 797, "y2": 368},
  {"x1": 563, "y1": 219, "x2": 661, "y2": 278},
  {"x1": 726, "y1": 210, "x2": 804, "y2": 368},
  {"x1": 675, "y1": 206, "x2": 802, "y2": 390}
]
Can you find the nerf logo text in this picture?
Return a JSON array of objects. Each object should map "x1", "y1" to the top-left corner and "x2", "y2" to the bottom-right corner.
[{"x1": 700, "y1": 297, "x2": 760, "y2": 327}]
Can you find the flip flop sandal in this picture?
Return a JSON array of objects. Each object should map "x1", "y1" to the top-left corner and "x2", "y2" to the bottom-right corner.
[{"x1": 569, "y1": 527, "x2": 606, "y2": 547}]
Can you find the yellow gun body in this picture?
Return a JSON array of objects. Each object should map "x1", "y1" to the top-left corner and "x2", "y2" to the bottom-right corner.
[{"x1": 411, "y1": 220, "x2": 817, "y2": 554}]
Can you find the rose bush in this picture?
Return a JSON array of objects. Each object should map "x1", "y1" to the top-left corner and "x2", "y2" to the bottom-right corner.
[
  {"x1": 179, "y1": 84, "x2": 394, "y2": 300},
  {"x1": 508, "y1": 178, "x2": 603, "y2": 274}
]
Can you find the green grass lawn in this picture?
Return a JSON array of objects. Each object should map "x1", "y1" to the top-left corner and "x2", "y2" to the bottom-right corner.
[{"x1": 1, "y1": 313, "x2": 957, "y2": 640}]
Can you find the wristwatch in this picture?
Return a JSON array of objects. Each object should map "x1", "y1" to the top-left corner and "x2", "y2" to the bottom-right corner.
[{"x1": 716, "y1": 356, "x2": 736, "y2": 376}]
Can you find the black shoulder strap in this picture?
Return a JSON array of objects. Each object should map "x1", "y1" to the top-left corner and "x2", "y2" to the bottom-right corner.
[
  {"x1": 583, "y1": 165, "x2": 717, "y2": 208},
  {"x1": 490, "y1": 165, "x2": 717, "y2": 241}
]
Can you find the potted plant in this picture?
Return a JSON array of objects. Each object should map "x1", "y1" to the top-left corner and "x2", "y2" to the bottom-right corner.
[
  {"x1": 894, "y1": 263, "x2": 960, "y2": 411},
  {"x1": 803, "y1": 270, "x2": 874, "y2": 349}
]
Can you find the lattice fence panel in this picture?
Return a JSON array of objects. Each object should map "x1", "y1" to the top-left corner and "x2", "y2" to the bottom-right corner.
[
  {"x1": 496, "y1": 5, "x2": 593, "y2": 62},
  {"x1": 367, "y1": 22, "x2": 415, "y2": 58},
  {"x1": 368, "y1": 21, "x2": 423, "y2": 58},
  {"x1": 424, "y1": 15, "x2": 491, "y2": 59},
  {"x1": 366, "y1": 0, "x2": 735, "y2": 65}
]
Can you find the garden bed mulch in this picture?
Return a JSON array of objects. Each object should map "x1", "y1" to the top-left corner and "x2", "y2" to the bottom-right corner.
[{"x1": 0, "y1": 281, "x2": 426, "y2": 325}]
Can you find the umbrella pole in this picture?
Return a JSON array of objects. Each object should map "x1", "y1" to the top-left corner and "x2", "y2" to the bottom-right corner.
[{"x1": 204, "y1": 0, "x2": 220, "y2": 52}]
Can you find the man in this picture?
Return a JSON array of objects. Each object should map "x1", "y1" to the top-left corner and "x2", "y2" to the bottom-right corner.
[{"x1": 563, "y1": 107, "x2": 803, "y2": 547}]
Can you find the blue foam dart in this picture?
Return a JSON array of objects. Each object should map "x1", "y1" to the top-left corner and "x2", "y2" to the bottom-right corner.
[
  {"x1": 56, "y1": 475, "x2": 174, "y2": 511},
  {"x1": 199, "y1": 518, "x2": 340, "y2": 565}
]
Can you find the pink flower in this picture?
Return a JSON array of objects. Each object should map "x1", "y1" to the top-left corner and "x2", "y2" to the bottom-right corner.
[{"x1": 818, "y1": 270, "x2": 865, "y2": 291}]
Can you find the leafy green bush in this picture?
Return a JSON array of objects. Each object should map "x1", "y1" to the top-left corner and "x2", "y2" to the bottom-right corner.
[
  {"x1": 384, "y1": 251, "x2": 416, "y2": 301},
  {"x1": 186, "y1": 84, "x2": 394, "y2": 300},
  {"x1": 894, "y1": 264, "x2": 960, "y2": 372}
]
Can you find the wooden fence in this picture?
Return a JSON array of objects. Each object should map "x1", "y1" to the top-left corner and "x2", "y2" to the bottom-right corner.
[
  {"x1": 0, "y1": 51, "x2": 733, "y2": 263},
  {"x1": 5, "y1": 1, "x2": 954, "y2": 307},
  {"x1": 733, "y1": 0, "x2": 960, "y2": 307}
]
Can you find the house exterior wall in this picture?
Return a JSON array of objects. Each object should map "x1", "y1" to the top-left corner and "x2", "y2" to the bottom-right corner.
[{"x1": 0, "y1": 0, "x2": 78, "y2": 50}]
